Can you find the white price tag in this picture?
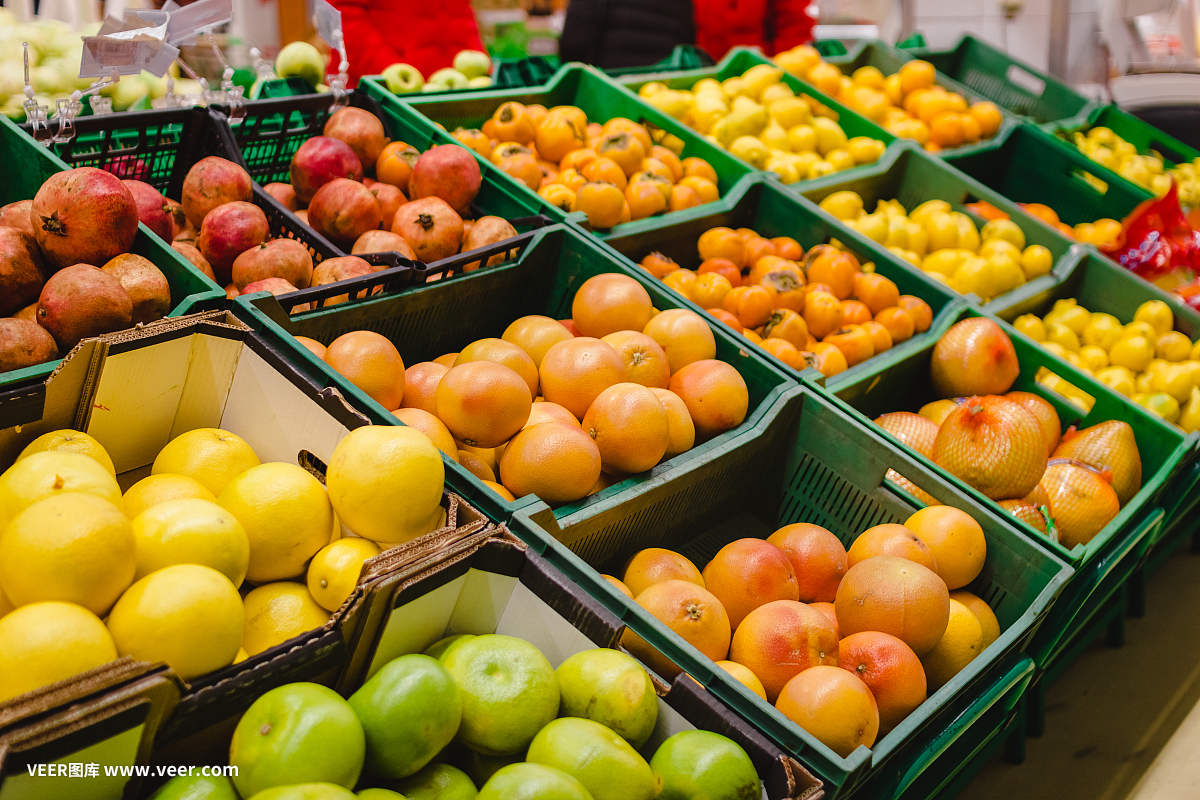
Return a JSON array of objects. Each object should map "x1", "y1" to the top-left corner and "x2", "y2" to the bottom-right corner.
[
  {"x1": 79, "y1": 12, "x2": 179, "y2": 78},
  {"x1": 167, "y1": 0, "x2": 234, "y2": 47},
  {"x1": 313, "y1": 0, "x2": 344, "y2": 51}
]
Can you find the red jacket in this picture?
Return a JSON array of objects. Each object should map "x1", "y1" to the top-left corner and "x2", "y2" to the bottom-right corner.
[
  {"x1": 693, "y1": 0, "x2": 815, "y2": 61},
  {"x1": 329, "y1": 0, "x2": 485, "y2": 88}
]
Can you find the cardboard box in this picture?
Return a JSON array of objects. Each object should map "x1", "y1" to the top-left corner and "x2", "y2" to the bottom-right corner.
[{"x1": 343, "y1": 530, "x2": 823, "y2": 800}]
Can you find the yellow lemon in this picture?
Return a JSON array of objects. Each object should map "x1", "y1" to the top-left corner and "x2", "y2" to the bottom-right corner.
[
  {"x1": 1013, "y1": 314, "x2": 1047, "y2": 341},
  {"x1": 1136, "y1": 371, "x2": 1156, "y2": 394},
  {"x1": 218, "y1": 463, "x2": 333, "y2": 584},
  {"x1": 106, "y1": 564, "x2": 243, "y2": 681},
  {"x1": 851, "y1": 65, "x2": 886, "y2": 89},
  {"x1": 1055, "y1": 305, "x2": 1091, "y2": 336},
  {"x1": 16, "y1": 430, "x2": 115, "y2": 476},
  {"x1": 1046, "y1": 322, "x2": 1081, "y2": 352},
  {"x1": 922, "y1": 248, "x2": 966, "y2": 277},
  {"x1": 131, "y1": 498, "x2": 250, "y2": 585},
  {"x1": 1179, "y1": 386, "x2": 1200, "y2": 433},
  {"x1": 326, "y1": 427, "x2": 446, "y2": 545},
  {"x1": 1096, "y1": 367, "x2": 1135, "y2": 397},
  {"x1": 1041, "y1": 342, "x2": 1070, "y2": 360},
  {"x1": 242, "y1": 581, "x2": 329, "y2": 656},
  {"x1": 952, "y1": 213, "x2": 981, "y2": 252},
  {"x1": 812, "y1": 117, "x2": 848, "y2": 156},
  {"x1": 847, "y1": 136, "x2": 885, "y2": 165},
  {"x1": 978, "y1": 239, "x2": 1022, "y2": 262},
  {"x1": 234, "y1": 647, "x2": 249, "y2": 664},
  {"x1": 919, "y1": 598, "x2": 983, "y2": 692},
  {"x1": 1079, "y1": 345, "x2": 1109, "y2": 371},
  {"x1": 1156, "y1": 331, "x2": 1192, "y2": 362},
  {"x1": 1134, "y1": 300, "x2": 1174, "y2": 335},
  {"x1": 1138, "y1": 392, "x2": 1180, "y2": 423},
  {"x1": 329, "y1": 511, "x2": 343, "y2": 544},
  {"x1": 1021, "y1": 245, "x2": 1053, "y2": 279},
  {"x1": 1082, "y1": 313, "x2": 1123, "y2": 350},
  {"x1": 307, "y1": 538, "x2": 383, "y2": 613},
  {"x1": 152, "y1": 428, "x2": 261, "y2": 497},
  {"x1": 0, "y1": 602, "x2": 117, "y2": 702},
  {"x1": 0, "y1": 493, "x2": 135, "y2": 616},
  {"x1": 949, "y1": 257, "x2": 989, "y2": 299},
  {"x1": 818, "y1": 190, "x2": 863, "y2": 221},
  {"x1": 979, "y1": 219, "x2": 1026, "y2": 250},
  {"x1": 122, "y1": 473, "x2": 217, "y2": 520},
  {"x1": 1121, "y1": 321, "x2": 1157, "y2": 342},
  {"x1": 0, "y1": 589, "x2": 12, "y2": 618},
  {"x1": 985, "y1": 254, "x2": 1027, "y2": 297},
  {"x1": 855, "y1": 212, "x2": 890, "y2": 244},
  {"x1": 1110, "y1": 335, "x2": 1155, "y2": 372},
  {"x1": 786, "y1": 124, "x2": 817, "y2": 153},
  {"x1": 924, "y1": 211, "x2": 960, "y2": 251},
  {"x1": 1153, "y1": 364, "x2": 1195, "y2": 403},
  {"x1": 0, "y1": 451, "x2": 122, "y2": 527},
  {"x1": 826, "y1": 148, "x2": 857, "y2": 172},
  {"x1": 909, "y1": 199, "x2": 950, "y2": 226},
  {"x1": 1191, "y1": 339, "x2": 1200, "y2": 361}
]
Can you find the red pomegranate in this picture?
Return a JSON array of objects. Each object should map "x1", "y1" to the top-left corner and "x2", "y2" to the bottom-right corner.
[
  {"x1": 933, "y1": 395, "x2": 1047, "y2": 500},
  {"x1": 0, "y1": 228, "x2": 47, "y2": 316},
  {"x1": 0, "y1": 200, "x2": 34, "y2": 235},
  {"x1": 181, "y1": 156, "x2": 253, "y2": 227},
  {"x1": 100, "y1": 254, "x2": 171, "y2": 325},
  {"x1": 370, "y1": 183, "x2": 405, "y2": 230},
  {"x1": 390, "y1": 197, "x2": 464, "y2": 263},
  {"x1": 308, "y1": 179, "x2": 383, "y2": 248},
  {"x1": 31, "y1": 168, "x2": 138, "y2": 271},
  {"x1": 171, "y1": 242, "x2": 216, "y2": 282},
  {"x1": 310, "y1": 256, "x2": 381, "y2": 305},
  {"x1": 0, "y1": 318, "x2": 58, "y2": 371},
  {"x1": 197, "y1": 201, "x2": 270, "y2": 285},
  {"x1": 232, "y1": 238, "x2": 314, "y2": 291},
  {"x1": 930, "y1": 317, "x2": 1019, "y2": 398},
  {"x1": 408, "y1": 144, "x2": 482, "y2": 216},
  {"x1": 263, "y1": 182, "x2": 302, "y2": 211},
  {"x1": 122, "y1": 180, "x2": 172, "y2": 241},
  {"x1": 37, "y1": 264, "x2": 134, "y2": 349},
  {"x1": 323, "y1": 107, "x2": 387, "y2": 173},
  {"x1": 290, "y1": 136, "x2": 363, "y2": 203},
  {"x1": 352, "y1": 230, "x2": 416, "y2": 259}
]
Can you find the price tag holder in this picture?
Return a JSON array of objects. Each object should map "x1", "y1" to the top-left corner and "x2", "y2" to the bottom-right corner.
[
  {"x1": 313, "y1": 0, "x2": 349, "y2": 108},
  {"x1": 79, "y1": 12, "x2": 179, "y2": 78},
  {"x1": 166, "y1": 0, "x2": 234, "y2": 47}
]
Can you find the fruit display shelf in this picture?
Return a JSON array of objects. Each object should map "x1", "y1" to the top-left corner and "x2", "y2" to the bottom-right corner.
[
  {"x1": 233, "y1": 222, "x2": 802, "y2": 549},
  {"x1": 508, "y1": 381, "x2": 1071, "y2": 800},
  {"x1": 941, "y1": 123, "x2": 1151, "y2": 229},
  {"x1": 211, "y1": 89, "x2": 556, "y2": 268},
  {"x1": 896, "y1": 35, "x2": 1096, "y2": 126},
  {"x1": 601, "y1": 177, "x2": 962, "y2": 386},
  {"x1": 0, "y1": 116, "x2": 225, "y2": 391},
  {"x1": 796, "y1": 142, "x2": 1079, "y2": 318},
  {"x1": 370, "y1": 63, "x2": 757, "y2": 239}
]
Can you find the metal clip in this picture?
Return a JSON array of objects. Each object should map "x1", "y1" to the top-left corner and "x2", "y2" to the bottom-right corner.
[{"x1": 330, "y1": 34, "x2": 350, "y2": 110}]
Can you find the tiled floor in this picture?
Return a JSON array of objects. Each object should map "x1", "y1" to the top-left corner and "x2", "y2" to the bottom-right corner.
[{"x1": 960, "y1": 544, "x2": 1200, "y2": 800}]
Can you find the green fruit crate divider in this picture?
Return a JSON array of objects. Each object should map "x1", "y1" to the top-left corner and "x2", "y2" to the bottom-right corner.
[{"x1": 509, "y1": 380, "x2": 1071, "y2": 799}]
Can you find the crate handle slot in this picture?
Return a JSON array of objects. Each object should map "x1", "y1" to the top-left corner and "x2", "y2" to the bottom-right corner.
[
  {"x1": 273, "y1": 259, "x2": 419, "y2": 314},
  {"x1": 1004, "y1": 64, "x2": 1046, "y2": 98}
]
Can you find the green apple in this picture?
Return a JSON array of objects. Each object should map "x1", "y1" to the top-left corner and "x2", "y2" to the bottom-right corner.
[
  {"x1": 428, "y1": 68, "x2": 470, "y2": 90},
  {"x1": 382, "y1": 63, "x2": 424, "y2": 94},
  {"x1": 466, "y1": 77, "x2": 493, "y2": 89},
  {"x1": 275, "y1": 41, "x2": 325, "y2": 89},
  {"x1": 452, "y1": 50, "x2": 492, "y2": 80}
]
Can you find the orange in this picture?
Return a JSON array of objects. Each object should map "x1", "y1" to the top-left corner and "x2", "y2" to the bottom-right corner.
[
  {"x1": 804, "y1": 290, "x2": 844, "y2": 340},
  {"x1": 376, "y1": 142, "x2": 419, "y2": 189},
  {"x1": 502, "y1": 315, "x2": 575, "y2": 368},
  {"x1": 401, "y1": 361, "x2": 449, "y2": 414},
  {"x1": 682, "y1": 157, "x2": 718, "y2": 183},
  {"x1": 600, "y1": 331, "x2": 671, "y2": 389},
  {"x1": 643, "y1": 309, "x2": 718, "y2": 374},
  {"x1": 539, "y1": 337, "x2": 628, "y2": 420},
  {"x1": 524, "y1": 401, "x2": 580, "y2": 428},
  {"x1": 771, "y1": 237, "x2": 803, "y2": 260},
  {"x1": 777, "y1": 666, "x2": 879, "y2": 758},
  {"x1": 839, "y1": 631, "x2": 926, "y2": 733},
  {"x1": 897, "y1": 296, "x2": 933, "y2": 332},
  {"x1": 848, "y1": 523, "x2": 938, "y2": 572},
  {"x1": 969, "y1": 101, "x2": 1003, "y2": 138},
  {"x1": 581, "y1": 383, "x2": 670, "y2": 475},
  {"x1": 841, "y1": 300, "x2": 873, "y2": 325},
  {"x1": 434, "y1": 352, "x2": 459, "y2": 367},
  {"x1": 623, "y1": 579, "x2": 731, "y2": 677},
  {"x1": 716, "y1": 661, "x2": 767, "y2": 701},
  {"x1": 854, "y1": 273, "x2": 900, "y2": 315},
  {"x1": 455, "y1": 338, "x2": 540, "y2": 400},
  {"x1": 707, "y1": 308, "x2": 742, "y2": 333},
  {"x1": 698, "y1": 258, "x2": 742, "y2": 288},
  {"x1": 669, "y1": 185, "x2": 702, "y2": 212},
  {"x1": 730, "y1": 600, "x2": 838, "y2": 702},
  {"x1": 498, "y1": 421, "x2": 602, "y2": 503},
  {"x1": 323, "y1": 331, "x2": 406, "y2": 411},
  {"x1": 576, "y1": 182, "x2": 627, "y2": 229},
  {"x1": 811, "y1": 602, "x2": 840, "y2": 639},
  {"x1": 458, "y1": 449, "x2": 496, "y2": 482},
  {"x1": 702, "y1": 538, "x2": 800, "y2": 629},
  {"x1": 667, "y1": 360, "x2": 749, "y2": 442},
  {"x1": 691, "y1": 273, "x2": 734, "y2": 309},
  {"x1": 899, "y1": 60, "x2": 936, "y2": 95},
  {"x1": 807, "y1": 252, "x2": 857, "y2": 300},
  {"x1": 603, "y1": 574, "x2": 634, "y2": 598},
  {"x1": 392, "y1": 408, "x2": 458, "y2": 461},
  {"x1": 835, "y1": 556, "x2": 950, "y2": 655},
  {"x1": 951, "y1": 590, "x2": 1001, "y2": 650},
  {"x1": 680, "y1": 176, "x2": 719, "y2": 204},
  {"x1": 823, "y1": 325, "x2": 875, "y2": 367},
  {"x1": 639, "y1": 251, "x2": 679, "y2": 279},
  {"x1": 697, "y1": 227, "x2": 747, "y2": 268},
  {"x1": 435, "y1": 361, "x2": 532, "y2": 448},
  {"x1": 295, "y1": 336, "x2": 326, "y2": 359},
  {"x1": 862, "y1": 321, "x2": 893, "y2": 355},
  {"x1": 622, "y1": 548, "x2": 705, "y2": 598},
  {"x1": 767, "y1": 523, "x2": 847, "y2": 603},
  {"x1": 572, "y1": 273, "x2": 655, "y2": 339},
  {"x1": 929, "y1": 111, "x2": 964, "y2": 148},
  {"x1": 650, "y1": 388, "x2": 696, "y2": 458},
  {"x1": 875, "y1": 307, "x2": 915, "y2": 344},
  {"x1": 482, "y1": 480, "x2": 516, "y2": 502},
  {"x1": 919, "y1": 598, "x2": 982, "y2": 692},
  {"x1": 904, "y1": 506, "x2": 986, "y2": 590},
  {"x1": 1020, "y1": 203, "x2": 1060, "y2": 226}
]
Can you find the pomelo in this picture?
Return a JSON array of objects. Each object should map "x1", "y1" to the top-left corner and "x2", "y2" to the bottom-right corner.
[
  {"x1": 148, "y1": 774, "x2": 239, "y2": 799},
  {"x1": 556, "y1": 649, "x2": 658, "y2": 748},
  {"x1": 478, "y1": 763, "x2": 593, "y2": 800},
  {"x1": 525, "y1": 718, "x2": 656, "y2": 800},
  {"x1": 386, "y1": 763, "x2": 477, "y2": 800},
  {"x1": 649, "y1": 730, "x2": 761, "y2": 800}
]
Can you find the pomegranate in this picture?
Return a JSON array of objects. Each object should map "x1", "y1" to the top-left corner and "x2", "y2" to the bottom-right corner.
[
  {"x1": 226, "y1": 283, "x2": 239, "y2": 300},
  {"x1": 391, "y1": 197, "x2": 463, "y2": 263},
  {"x1": 370, "y1": 183, "x2": 404, "y2": 230},
  {"x1": 102, "y1": 155, "x2": 149, "y2": 181},
  {"x1": 31, "y1": 168, "x2": 138, "y2": 270},
  {"x1": 873, "y1": 411, "x2": 938, "y2": 458},
  {"x1": 264, "y1": 182, "x2": 302, "y2": 211},
  {"x1": 37, "y1": 264, "x2": 134, "y2": 349},
  {"x1": 100, "y1": 254, "x2": 171, "y2": 325},
  {"x1": 163, "y1": 197, "x2": 192, "y2": 241},
  {"x1": 295, "y1": 210, "x2": 310, "y2": 226},
  {"x1": 198, "y1": 201, "x2": 270, "y2": 285},
  {"x1": 1053, "y1": 421, "x2": 1142, "y2": 506},
  {"x1": 0, "y1": 229, "x2": 47, "y2": 316},
  {"x1": 0, "y1": 200, "x2": 34, "y2": 235},
  {"x1": 933, "y1": 395, "x2": 1047, "y2": 500},
  {"x1": 171, "y1": 242, "x2": 216, "y2": 282},
  {"x1": 997, "y1": 499, "x2": 1049, "y2": 534},
  {"x1": 241, "y1": 277, "x2": 311, "y2": 312},
  {"x1": 1004, "y1": 391, "x2": 1061, "y2": 457},
  {"x1": 352, "y1": 230, "x2": 417, "y2": 259},
  {"x1": 462, "y1": 216, "x2": 519, "y2": 271},
  {"x1": 310, "y1": 256, "x2": 381, "y2": 305},
  {"x1": 930, "y1": 317, "x2": 1019, "y2": 398},
  {"x1": 290, "y1": 136, "x2": 363, "y2": 203},
  {"x1": 122, "y1": 180, "x2": 172, "y2": 241},
  {"x1": 13, "y1": 303, "x2": 37, "y2": 322},
  {"x1": 0, "y1": 318, "x2": 58, "y2": 372},
  {"x1": 181, "y1": 156, "x2": 254, "y2": 227},
  {"x1": 1035, "y1": 459, "x2": 1120, "y2": 547},
  {"x1": 308, "y1": 179, "x2": 382, "y2": 248},
  {"x1": 323, "y1": 107, "x2": 387, "y2": 173},
  {"x1": 232, "y1": 238, "x2": 314, "y2": 291},
  {"x1": 408, "y1": 143, "x2": 482, "y2": 216}
]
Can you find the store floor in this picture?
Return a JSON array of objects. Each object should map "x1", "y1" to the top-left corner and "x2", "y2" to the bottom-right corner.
[{"x1": 960, "y1": 543, "x2": 1200, "y2": 800}]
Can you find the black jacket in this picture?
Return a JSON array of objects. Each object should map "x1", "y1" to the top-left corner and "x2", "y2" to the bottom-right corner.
[{"x1": 559, "y1": 0, "x2": 696, "y2": 70}]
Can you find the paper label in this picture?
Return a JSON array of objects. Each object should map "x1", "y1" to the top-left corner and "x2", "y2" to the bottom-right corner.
[
  {"x1": 166, "y1": 0, "x2": 233, "y2": 47},
  {"x1": 313, "y1": 0, "x2": 343, "y2": 51},
  {"x1": 79, "y1": 10, "x2": 178, "y2": 78}
]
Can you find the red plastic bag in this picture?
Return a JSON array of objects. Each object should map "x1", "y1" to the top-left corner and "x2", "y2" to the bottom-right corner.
[{"x1": 1102, "y1": 182, "x2": 1200, "y2": 283}]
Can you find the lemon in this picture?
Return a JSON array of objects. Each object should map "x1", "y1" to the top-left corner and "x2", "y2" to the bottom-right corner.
[
  {"x1": 1146, "y1": 358, "x2": 1170, "y2": 374},
  {"x1": 786, "y1": 124, "x2": 817, "y2": 153},
  {"x1": 1079, "y1": 345, "x2": 1109, "y2": 371},
  {"x1": 1055, "y1": 305, "x2": 1091, "y2": 336},
  {"x1": 329, "y1": 511, "x2": 343, "y2": 544},
  {"x1": 16, "y1": 430, "x2": 115, "y2": 476},
  {"x1": 1153, "y1": 364, "x2": 1195, "y2": 402},
  {"x1": 1136, "y1": 371, "x2": 1156, "y2": 394},
  {"x1": 132, "y1": 498, "x2": 250, "y2": 585},
  {"x1": 950, "y1": 257, "x2": 989, "y2": 298},
  {"x1": 1021, "y1": 245, "x2": 1053, "y2": 279},
  {"x1": 1191, "y1": 340, "x2": 1200, "y2": 361},
  {"x1": 1013, "y1": 314, "x2": 1046, "y2": 341},
  {"x1": 855, "y1": 212, "x2": 889, "y2": 244},
  {"x1": 1046, "y1": 322, "x2": 1081, "y2": 352},
  {"x1": 925, "y1": 211, "x2": 960, "y2": 251},
  {"x1": 0, "y1": 589, "x2": 12, "y2": 619},
  {"x1": 306, "y1": 538, "x2": 382, "y2": 612},
  {"x1": 922, "y1": 249, "x2": 965, "y2": 277},
  {"x1": 123, "y1": 473, "x2": 217, "y2": 519},
  {"x1": 1110, "y1": 334, "x2": 1155, "y2": 371},
  {"x1": 152, "y1": 428, "x2": 261, "y2": 497},
  {"x1": 1121, "y1": 321, "x2": 1157, "y2": 342},
  {"x1": 847, "y1": 136, "x2": 885, "y2": 164},
  {"x1": 1082, "y1": 313, "x2": 1123, "y2": 350},
  {"x1": 326, "y1": 427, "x2": 445, "y2": 545},
  {"x1": 919, "y1": 598, "x2": 983, "y2": 691},
  {"x1": 0, "y1": 451, "x2": 123, "y2": 527},
  {"x1": 1180, "y1": 387, "x2": 1200, "y2": 433},
  {"x1": 985, "y1": 254, "x2": 1026, "y2": 297},
  {"x1": 1135, "y1": 300, "x2": 1174, "y2": 335},
  {"x1": 242, "y1": 582, "x2": 330, "y2": 657},
  {"x1": 1138, "y1": 392, "x2": 1181, "y2": 423},
  {"x1": 0, "y1": 602, "x2": 117, "y2": 702},
  {"x1": 817, "y1": 190, "x2": 862, "y2": 221},
  {"x1": 0, "y1": 493, "x2": 135, "y2": 615},
  {"x1": 979, "y1": 219, "x2": 1026, "y2": 250},
  {"x1": 1096, "y1": 367, "x2": 1135, "y2": 397},
  {"x1": 812, "y1": 117, "x2": 848, "y2": 155},
  {"x1": 1157, "y1": 331, "x2": 1192, "y2": 362},
  {"x1": 978, "y1": 239, "x2": 1021, "y2": 262},
  {"x1": 909, "y1": 199, "x2": 950, "y2": 226},
  {"x1": 219, "y1": 463, "x2": 333, "y2": 584},
  {"x1": 106, "y1": 564, "x2": 243, "y2": 681},
  {"x1": 1041, "y1": 342, "x2": 1070, "y2": 360},
  {"x1": 952, "y1": 213, "x2": 981, "y2": 252}
]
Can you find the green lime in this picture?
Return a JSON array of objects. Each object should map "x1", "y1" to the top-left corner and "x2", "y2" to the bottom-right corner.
[
  {"x1": 149, "y1": 774, "x2": 238, "y2": 800},
  {"x1": 357, "y1": 790, "x2": 408, "y2": 800},
  {"x1": 448, "y1": 742, "x2": 523, "y2": 787},
  {"x1": 247, "y1": 785, "x2": 357, "y2": 800},
  {"x1": 349, "y1": 654, "x2": 462, "y2": 779},
  {"x1": 442, "y1": 635, "x2": 559, "y2": 756},
  {"x1": 230, "y1": 683, "x2": 365, "y2": 798},
  {"x1": 556, "y1": 649, "x2": 658, "y2": 748},
  {"x1": 424, "y1": 634, "x2": 476, "y2": 661},
  {"x1": 650, "y1": 730, "x2": 761, "y2": 800},
  {"x1": 385, "y1": 763, "x2": 477, "y2": 800},
  {"x1": 478, "y1": 763, "x2": 594, "y2": 800},
  {"x1": 525, "y1": 718, "x2": 655, "y2": 800}
]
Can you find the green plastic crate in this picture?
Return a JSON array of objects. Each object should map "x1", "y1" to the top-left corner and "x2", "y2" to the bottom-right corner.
[
  {"x1": 899, "y1": 35, "x2": 1095, "y2": 125},
  {"x1": 942, "y1": 122, "x2": 1150, "y2": 227},
  {"x1": 366, "y1": 63, "x2": 757, "y2": 239},
  {"x1": 234, "y1": 222, "x2": 801, "y2": 545},
  {"x1": 606, "y1": 45, "x2": 717, "y2": 78},
  {"x1": 601, "y1": 176, "x2": 962, "y2": 385},
  {"x1": 0, "y1": 116, "x2": 225, "y2": 391},
  {"x1": 251, "y1": 77, "x2": 316, "y2": 99},
  {"x1": 508, "y1": 382, "x2": 1071, "y2": 799},
  {"x1": 796, "y1": 143, "x2": 1077, "y2": 312}
]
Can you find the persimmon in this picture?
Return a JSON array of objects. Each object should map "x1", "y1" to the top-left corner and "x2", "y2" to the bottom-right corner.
[
  {"x1": 626, "y1": 180, "x2": 668, "y2": 220},
  {"x1": 575, "y1": 182, "x2": 626, "y2": 229},
  {"x1": 762, "y1": 308, "x2": 809, "y2": 348},
  {"x1": 724, "y1": 285, "x2": 774, "y2": 329},
  {"x1": 748, "y1": 255, "x2": 802, "y2": 285},
  {"x1": 759, "y1": 269, "x2": 806, "y2": 312},
  {"x1": 697, "y1": 227, "x2": 747, "y2": 268},
  {"x1": 598, "y1": 132, "x2": 647, "y2": 177},
  {"x1": 824, "y1": 324, "x2": 875, "y2": 367},
  {"x1": 771, "y1": 236, "x2": 804, "y2": 260},
  {"x1": 841, "y1": 300, "x2": 873, "y2": 325},
  {"x1": 581, "y1": 157, "x2": 628, "y2": 191},
  {"x1": 698, "y1": 257, "x2": 742, "y2": 287},
  {"x1": 491, "y1": 102, "x2": 536, "y2": 144},
  {"x1": 681, "y1": 157, "x2": 718, "y2": 183},
  {"x1": 669, "y1": 185, "x2": 702, "y2": 212},
  {"x1": 803, "y1": 290, "x2": 844, "y2": 340},
  {"x1": 690, "y1": 272, "x2": 733, "y2": 309},
  {"x1": 560, "y1": 148, "x2": 598, "y2": 172}
]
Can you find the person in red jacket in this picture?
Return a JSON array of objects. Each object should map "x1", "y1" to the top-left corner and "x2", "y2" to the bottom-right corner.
[
  {"x1": 692, "y1": 0, "x2": 816, "y2": 60},
  {"x1": 327, "y1": 0, "x2": 485, "y2": 88}
]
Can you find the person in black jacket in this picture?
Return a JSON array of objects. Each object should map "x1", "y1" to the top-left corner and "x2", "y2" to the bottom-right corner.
[{"x1": 558, "y1": 0, "x2": 697, "y2": 70}]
